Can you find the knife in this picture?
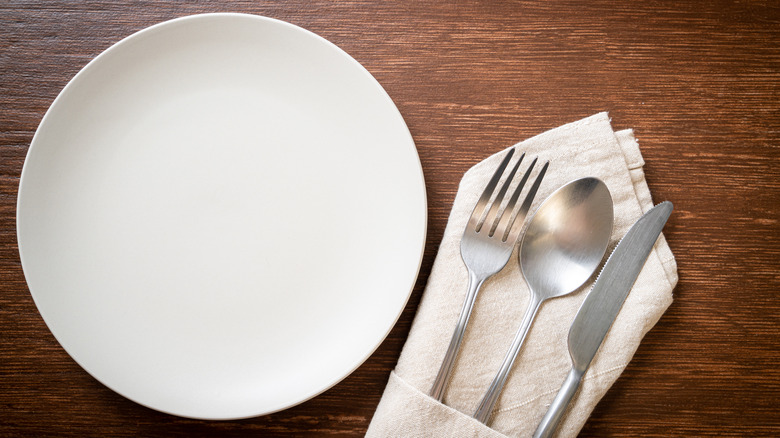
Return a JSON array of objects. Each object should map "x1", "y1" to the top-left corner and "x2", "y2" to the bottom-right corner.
[{"x1": 532, "y1": 201, "x2": 673, "y2": 438}]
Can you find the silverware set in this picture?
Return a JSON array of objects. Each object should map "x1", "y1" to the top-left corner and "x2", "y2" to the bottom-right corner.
[
  {"x1": 429, "y1": 148, "x2": 548, "y2": 402},
  {"x1": 431, "y1": 148, "x2": 673, "y2": 437}
]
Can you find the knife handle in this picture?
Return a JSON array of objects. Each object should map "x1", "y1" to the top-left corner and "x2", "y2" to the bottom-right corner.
[{"x1": 533, "y1": 367, "x2": 584, "y2": 438}]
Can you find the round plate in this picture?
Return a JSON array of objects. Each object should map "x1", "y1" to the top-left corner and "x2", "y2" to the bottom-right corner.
[{"x1": 17, "y1": 13, "x2": 426, "y2": 420}]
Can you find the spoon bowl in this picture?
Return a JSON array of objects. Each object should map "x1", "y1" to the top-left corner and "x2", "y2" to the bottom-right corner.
[
  {"x1": 473, "y1": 177, "x2": 613, "y2": 423},
  {"x1": 521, "y1": 177, "x2": 614, "y2": 299}
]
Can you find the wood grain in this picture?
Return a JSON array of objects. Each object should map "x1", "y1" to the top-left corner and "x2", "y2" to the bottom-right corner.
[{"x1": 1, "y1": 0, "x2": 778, "y2": 436}]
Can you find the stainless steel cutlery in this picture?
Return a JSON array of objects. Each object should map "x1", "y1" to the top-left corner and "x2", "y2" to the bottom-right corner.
[
  {"x1": 429, "y1": 148, "x2": 549, "y2": 401},
  {"x1": 473, "y1": 177, "x2": 613, "y2": 423},
  {"x1": 431, "y1": 151, "x2": 672, "y2": 436},
  {"x1": 533, "y1": 201, "x2": 673, "y2": 438}
]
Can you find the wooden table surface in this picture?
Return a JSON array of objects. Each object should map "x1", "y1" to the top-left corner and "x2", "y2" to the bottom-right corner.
[{"x1": 2, "y1": 1, "x2": 778, "y2": 436}]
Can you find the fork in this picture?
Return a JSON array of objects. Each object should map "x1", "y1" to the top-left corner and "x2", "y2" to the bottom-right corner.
[{"x1": 429, "y1": 148, "x2": 549, "y2": 402}]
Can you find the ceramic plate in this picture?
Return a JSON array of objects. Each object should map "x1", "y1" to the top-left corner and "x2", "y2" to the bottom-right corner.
[{"x1": 17, "y1": 13, "x2": 426, "y2": 420}]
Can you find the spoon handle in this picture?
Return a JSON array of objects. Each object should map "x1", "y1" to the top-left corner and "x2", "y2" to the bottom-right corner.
[
  {"x1": 473, "y1": 294, "x2": 543, "y2": 423},
  {"x1": 430, "y1": 271, "x2": 485, "y2": 401}
]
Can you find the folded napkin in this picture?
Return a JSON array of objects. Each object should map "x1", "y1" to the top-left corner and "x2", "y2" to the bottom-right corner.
[{"x1": 367, "y1": 113, "x2": 678, "y2": 437}]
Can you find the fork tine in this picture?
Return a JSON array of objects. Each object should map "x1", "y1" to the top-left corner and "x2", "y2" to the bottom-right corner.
[
  {"x1": 492, "y1": 156, "x2": 537, "y2": 236},
  {"x1": 483, "y1": 153, "x2": 525, "y2": 236},
  {"x1": 468, "y1": 148, "x2": 515, "y2": 231},
  {"x1": 503, "y1": 160, "x2": 549, "y2": 242}
]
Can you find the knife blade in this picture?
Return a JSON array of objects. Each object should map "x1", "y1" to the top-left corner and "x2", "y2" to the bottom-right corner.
[{"x1": 533, "y1": 201, "x2": 673, "y2": 438}]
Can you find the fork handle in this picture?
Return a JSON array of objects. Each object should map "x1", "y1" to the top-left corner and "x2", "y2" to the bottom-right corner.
[{"x1": 429, "y1": 271, "x2": 484, "y2": 402}]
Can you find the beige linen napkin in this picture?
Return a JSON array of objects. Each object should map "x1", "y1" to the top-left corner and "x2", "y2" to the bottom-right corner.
[{"x1": 367, "y1": 113, "x2": 677, "y2": 437}]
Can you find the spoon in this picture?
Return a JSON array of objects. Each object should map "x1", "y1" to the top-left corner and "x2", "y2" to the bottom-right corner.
[{"x1": 473, "y1": 177, "x2": 614, "y2": 424}]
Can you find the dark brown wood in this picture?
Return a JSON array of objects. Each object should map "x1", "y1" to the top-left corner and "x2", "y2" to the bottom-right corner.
[{"x1": 1, "y1": 1, "x2": 778, "y2": 436}]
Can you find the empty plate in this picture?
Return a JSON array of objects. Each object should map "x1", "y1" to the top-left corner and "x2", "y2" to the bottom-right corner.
[{"x1": 17, "y1": 13, "x2": 426, "y2": 420}]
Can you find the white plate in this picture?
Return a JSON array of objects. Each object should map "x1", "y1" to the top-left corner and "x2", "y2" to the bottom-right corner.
[{"x1": 17, "y1": 13, "x2": 426, "y2": 420}]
